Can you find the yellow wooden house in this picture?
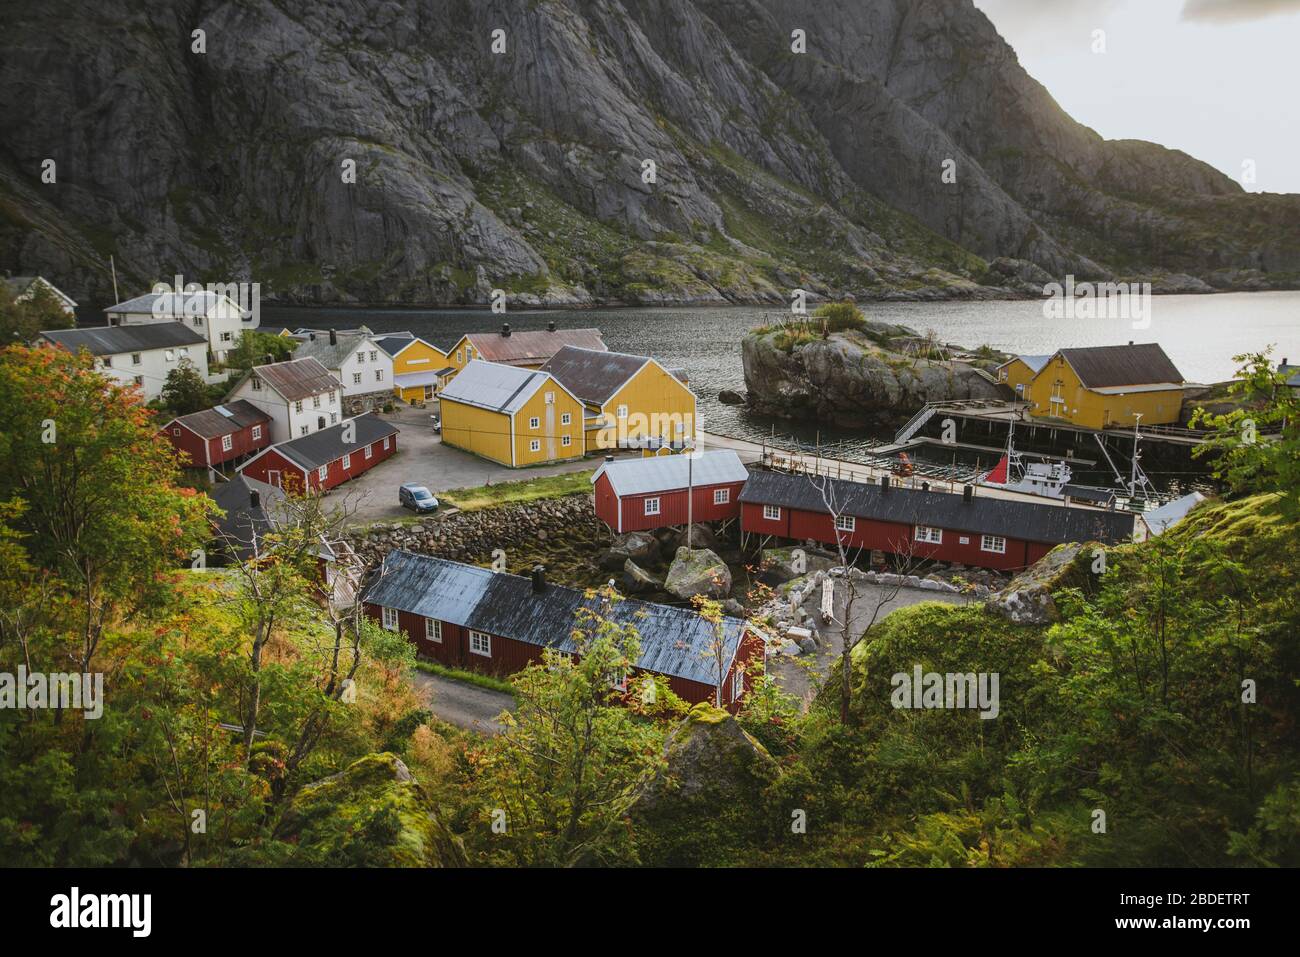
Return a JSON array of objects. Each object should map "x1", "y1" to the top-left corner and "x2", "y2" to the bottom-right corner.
[
  {"x1": 995, "y1": 354, "x2": 1051, "y2": 399},
  {"x1": 539, "y1": 346, "x2": 697, "y2": 452},
  {"x1": 446, "y1": 324, "x2": 607, "y2": 375},
  {"x1": 1019, "y1": 343, "x2": 1185, "y2": 430},
  {"x1": 375, "y1": 334, "x2": 453, "y2": 402},
  {"x1": 437, "y1": 359, "x2": 586, "y2": 467}
]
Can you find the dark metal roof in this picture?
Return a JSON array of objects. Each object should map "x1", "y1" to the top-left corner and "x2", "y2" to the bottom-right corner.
[
  {"x1": 250, "y1": 357, "x2": 338, "y2": 401},
  {"x1": 264, "y1": 412, "x2": 398, "y2": 472},
  {"x1": 1056, "y1": 343, "x2": 1184, "y2": 388},
  {"x1": 738, "y1": 469, "x2": 1135, "y2": 545},
  {"x1": 465, "y1": 328, "x2": 606, "y2": 365},
  {"x1": 291, "y1": 332, "x2": 375, "y2": 370},
  {"x1": 167, "y1": 399, "x2": 270, "y2": 438},
  {"x1": 362, "y1": 550, "x2": 747, "y2": 686},
  {"x1": 210, "y1": 475, "x2": 284, "y2": 562},
  {"x1": 539, "y1": 346, "x2": 651, "y2": 404},
  {"x1": 374, "y1": 334, "x2": 427, "y2": 358},
  {"x1": 41, "y1": 322, "x2": 207, "y2": 356}
]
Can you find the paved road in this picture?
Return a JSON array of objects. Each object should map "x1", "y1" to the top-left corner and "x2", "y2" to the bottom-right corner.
[{"x1": 411, "y1": 669, "x2": 515, "y2": 735}]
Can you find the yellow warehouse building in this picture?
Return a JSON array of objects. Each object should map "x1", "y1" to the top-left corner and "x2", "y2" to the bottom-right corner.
[
  {"x1": 1008, "y1": 343, "x2": 1186, "y2": 430},
  {"x1": 375, "y1": 334, "x2": 454, "y2": 402}
]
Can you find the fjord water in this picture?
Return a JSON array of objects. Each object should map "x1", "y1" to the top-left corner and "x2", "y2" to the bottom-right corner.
[{"x1": 263, "y1": 290, "x2": 1300, "y2": 463}]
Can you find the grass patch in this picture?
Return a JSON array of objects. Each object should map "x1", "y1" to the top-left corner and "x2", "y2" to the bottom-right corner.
[
  {"x1": 414, "y1": 660, "x2": 516, "y2": 695},
  {"x1": 439, "y1": 470, "x2": 595, "y2": 511}
]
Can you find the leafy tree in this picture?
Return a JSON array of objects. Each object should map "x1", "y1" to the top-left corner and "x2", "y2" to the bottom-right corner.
[
  {"x1": 224, "y1": 330, "x2": 295, "y2": 371},
  {"x1": 158, "y1": 357, "x2": 214, "y2": 416},
  {"x1": 1191, "y1": 349, "x2": 1300, "y2": 515},
  {"x1": 0, "y1": 281, "x2": 75, "y2": 344}
]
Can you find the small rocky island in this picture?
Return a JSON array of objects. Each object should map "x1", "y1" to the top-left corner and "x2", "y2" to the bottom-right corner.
[{"x1": 740, "y1": 303, "x2": 1007, "y2": 430}]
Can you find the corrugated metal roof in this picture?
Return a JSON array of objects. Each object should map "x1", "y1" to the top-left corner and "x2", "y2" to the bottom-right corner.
[
  {"x1": 168, "y1": 399, "x2": 269, "y2": 438},
  {"x1": 437, "y1": 359, "x2": 555, "y2": 414},
  {"x1": 263, "y1": 412, "x2": 399, "y2": 471},
  {"x1": 1143, "y1": 491, "x2": 1206, "y2": 536},
  {"x1": 210, "y1": 475, "x2": 285, "y2": 562},
  {"x1": 291, "y1": 332, "x2": 375, "y2": 370},
  {"x1": 107, "y1": 290, "x2": 249, "y2": 318},
  {"x1": 592, "y1": 450, "x2": 750, "y2": 496},
  {"x1": 539, "y1": 346, "x2": 650, "y2": 404},
  {"x1": 998, "y1": 354, "x2": 1051, "y2": 373},
  {"x1": 393, "y1": 370, "x2": 443, "y2": 388},
  {"x1": 251, "y1": 357, "x2": 339, "y2": 401},
  {"x1": 374, "y1": 334, "x2": 427, "y2": 358},
  {"x1": 362, "y1": 551, "x2": 746, "y2": 686},
  {"x1": 465, "y1": 328, "x2": 606, "y2": 365},
  {"x1": 738, "y1": 469, "x2": 1136, "y2": 545},
  {"x1": 41, "y1": 322, "x2": 208, "y2": 356},
  {"x1": 1056, "y1": 343, "x2": 1184, "y2": 388}
]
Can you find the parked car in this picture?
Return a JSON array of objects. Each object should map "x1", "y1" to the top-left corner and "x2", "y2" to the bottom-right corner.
[
  {"x1": 430, "y1": 414, "x2": 441, "y2": 433},
  {"x1": 399, "y1": 483, "x2": 439, "y2": 513}
]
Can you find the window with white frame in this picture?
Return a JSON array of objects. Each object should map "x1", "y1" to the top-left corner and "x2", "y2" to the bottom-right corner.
[
  {"x1": 165, "y1": 349, "x2": 175, "y2": 362},
  {"x1": 329, "y1": 391, "x2": 336, "y2": 404},
  {"x1": 835, "y1": 514, "x2": 855, "y2": 532},
  {"x1": 317, "y1": 465, "x2": 327, "y2": 481},
  {"x1": 251, "y1": 425, "x2": 262, "y2": 440},
  {"x1": 529, "y1": 439, "x2": 541, "y2": 452},
  {"x1": 469, "y1": 631, "x2": 491, "y2": 657},
  {"x1": 132, "y1": 353, "x2": 142, "y2": 365},
  {"x1": 561, "y1": 412, "x2": 571, "y2": 425},
  {"x1": 914, "y1": 525, "x2": 943, "y2": 544},
  {"x1": 352, "y1": 372, "x2": 362, "y2": 384},
  {"x1": 382, "y1": 437, "x2": 390, "y2": 450},
  {"x1": 544, "y1": 391, "x2": 554, "y2": 405},
  {"x1": 342, "y1": 453, "x2": 351, "y2": 469},
  {"x1": 381, "y1": 607, "x2": 399, "y2": 630},
  {"x1": 299, "y1": 426, "x2": 309, "y2": 436},
  {"x1": 179, "y1": 347, "x2": 189, "y2": 358},
  {"x1": 763, "y1": 504, "x2": 781, "y2": 521},
  {"x1": 252, "y1": 377, "x2": 262, "y2": 391},
  {"x1": 456, "y1": 349, "x2": 463, "y2": 364},
  {"x1": 134, "y1": 375, "x2": 144, "y2": 386},
  {"x1": 220, "y1": 331, "x2": 233, "y2": 342},
  {"x1": 529, "y1": 416, "x2": 540, "y2": 430},
  {"x1": 425, "y1": 618, "x2": 442, "y2": 643},
  {"x1": 369, "y1": 351, "x2": 377, "y2": 362},
  {"x1": 221, "y1": 434, "x2": 233, "y2": 452},
  {"x1": 172, "y1": 428, "x2": 181, "y2": 437},
  {"x1": 294, "y1": 400, "x2": 303, "y2": 413},
  {"x1": 313, "y1": 394, "x2": 321, "y2": 407},
  {"x1": 644, "y1": 497, "x2": 660, "y2": 516},
  {"x1": 714, "y1": 488, "x2": 730, "y2": 505},
  {"x1": 356, "y1": 351, "x2": 365, "y2": 363},
  {"x1": 364, "y1": 444, "x2": 372, "y2": 459},
  {"x1": 616, "y1": 404, "x2": 628, "y2": 419},
  {"x1": 980, "y1": 534, "x2": 1007, "y2": 554},
  {"x1": 330, "y1": 412, "x2": 338, "y2": 424},
  {"x1": 375, "y1": 369, "x2": 383, "y2": 381},
  {"x1": 609, "y1": 667, "x2": 628, "y2": 692},
  {"x1": 102, "y1": 356, "x2": 113, "y2": 368},
  {"x1": 562, "y1": 435, "x2": 571, "y2": 447}
]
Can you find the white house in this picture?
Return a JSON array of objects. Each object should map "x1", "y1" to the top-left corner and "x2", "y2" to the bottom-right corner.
[
  {"x1": 39, "y1": 323, "x2": 210, "y2": 402},
  {"x1": 4, "y1": 276, "x2": 78, "y2": 315},
  {"x1": 106, "y1": 289, "x2": 257, "y2": 365},
  {"x1": 224, "y1": 356, "x2": 341, "y2": 442},
  {"x1": 290, "y1": 329, "x2": 394, "y2": 413}
]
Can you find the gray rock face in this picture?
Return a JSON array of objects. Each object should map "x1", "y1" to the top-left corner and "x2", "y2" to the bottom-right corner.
[
  {"x1": 987, "y1": 541, "x2": 1092, "y2": 625},
  {"x1": 664, "y1": 546, "x2": 732, "y2": 600},
  {"x1": 743, "y1": 327, "x2": 1003, "y2": 427},
  {"x1": 2, "y1": 0, "x2": 1296, "y2": 306}
]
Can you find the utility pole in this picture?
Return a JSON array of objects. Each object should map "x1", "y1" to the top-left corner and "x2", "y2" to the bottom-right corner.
[{"x1": 109, "y1": 255, "x2": 120, "y2": 318}]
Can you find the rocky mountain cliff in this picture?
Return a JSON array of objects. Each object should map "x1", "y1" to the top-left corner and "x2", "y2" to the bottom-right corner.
[{"x1": 3, "y1": 0, "x2": 1298, "y2": 308}]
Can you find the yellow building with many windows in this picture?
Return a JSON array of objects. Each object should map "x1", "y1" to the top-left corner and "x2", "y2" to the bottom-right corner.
[
  {"x1": 539, "y1": 346, "x2": 697, "y2": 452},
  {"x1": 374, "y1": 334, "x2": 453, "y2": 402},
  {"x1": 437, "y1": 360, "x2": 586, "y2": 466},
  {"x1": 1017, "y1": 343, "x2": 1186, "y2": 430}
]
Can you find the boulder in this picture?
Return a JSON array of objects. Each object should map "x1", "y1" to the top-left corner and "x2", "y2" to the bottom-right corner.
[
  {"x1": 987, "y1": 541, "x2": 1094, "y2": 625},
  {"x1": 717, "y1": 389, "x2": 746, "y2": 405},
  {"x1": 622, "y1": 559, "x2": 663, "y2": 595},
  {"x1": 598, "y1": 531, "x2": 661, "y2": 570},
  {"x1": 664, "y1": 523, "x2": 721, "y2": 554},
  {"x1": 664, "y1": 546, "x2": 732, "y2": 600}
]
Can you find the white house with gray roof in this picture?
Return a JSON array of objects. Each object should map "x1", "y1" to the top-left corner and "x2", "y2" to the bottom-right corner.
[
  {"x1": 40, "y1": 323, "x2": 210, "y2": 401},
  {"x1": 4, "y1": 275, "x2": 77, "y2": 315},
  {"x1": 291, "y1": 329, "x2": 393, "y2": 413},
  {"x1": 106, "y1": 288, "x2": 256, "y2": 365}
]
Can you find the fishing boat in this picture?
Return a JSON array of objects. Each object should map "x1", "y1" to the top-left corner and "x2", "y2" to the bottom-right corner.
[{"x1": 978, "y1": 416, "x2": 1116, "y2": 505}]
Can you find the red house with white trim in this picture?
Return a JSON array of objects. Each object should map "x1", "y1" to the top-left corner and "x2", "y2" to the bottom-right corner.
[
  {"x1": 160, "y1": 400, "x2": 272, "y2": 469},
  {"x1": 362, "y1": 550, "x2": 766, "y2": 711},
  {"x1": 239, "y1": 413, "x2": 398, "y2": 493},
  {"x1": 592, "y1": 450, "x2": 749, "y2": 533},
  {"x1": 738, "y1": 470, "x2": 1137, "y2": 572}
]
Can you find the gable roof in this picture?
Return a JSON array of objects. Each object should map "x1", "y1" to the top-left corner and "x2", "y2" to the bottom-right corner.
[
  {"x1": 362, "y1": 550, "x2": 748, "y2": 686},
  {"x1": 246, "y1": 412, "x2": 398, "y2": 473},
  {"x1": 463, "y1": 327, "x2": 606, "y2": 366},
  {"x1": 165, "y1": 399, "x2": 270, "y2": 438},
  {"x1": 106, "y1": 290, "x2": 249, "y2": 318},
  {"x1": 237, "y1": 357, "x2": 338, "y2": 402},
  {"x1": 374, "y1": 334, "x2": 433, "y2": 359},
  {"x1": 40, "y1": 322, "x2": 207, "y2": 356},
  {"x1": 5, "y1": 275, "x2": 77, "y2": 307},
  {"x1": 1143, "y1": 491, "x2": 1207, "y2": 536},
  {"x1": 593, "y1": 450, "x2": 749, "y2": 497},
  {"x1": 291, "y1": 332, "x2": 378, "y2": 370},
  {"x1": 1053, "y1": 343, "x2": 1184, "y2": 389},
  {"x1": 210, "y1": 475, "x2": 285, "y2": 562},
  {"x1": 540, "y1": 346, "x2": 658, "y2": 404},
  {"x1": 738, "y1": 469, "x2": 1136, "y2": 546},
  {"x1": 998, "y1": 354, "x2": 1051, "y2": 374},
  {"x1": 437, "y1": 359, "x2": 577, "y2": 415}
]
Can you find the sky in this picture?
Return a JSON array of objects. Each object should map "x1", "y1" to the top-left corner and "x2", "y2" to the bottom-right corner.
[{"x1": 972, "y1": 0, "x2": 1300, "y2": 194}]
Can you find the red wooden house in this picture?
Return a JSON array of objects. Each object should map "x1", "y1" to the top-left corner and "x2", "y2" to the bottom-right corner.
[
  {"x1": 738, "y1": 470, "x2": 1137, "y2": 572},
  {"x1": 239, "y1": 412, "x2": 398, "y2": 493},
  {"x1": 160, "y1": 400, "x2": 272, "y2": 470},
  {"x1": 362, "y1": 550, "x2": 767, "y2": 711},
  {"x1": 591, "y1": 450, "x2": 749, "y2": 533}
]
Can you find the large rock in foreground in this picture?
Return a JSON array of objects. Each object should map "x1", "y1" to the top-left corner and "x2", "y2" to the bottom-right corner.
[
  {"x1": 664, "y1": 547, "x2": 732, "y2": 600},
  {"x1": 987, "y1": 542, "x2": 1096, "y2": 625},
  {"x1": 599, "y1": 531, "x2": 661, "y2": 570}
]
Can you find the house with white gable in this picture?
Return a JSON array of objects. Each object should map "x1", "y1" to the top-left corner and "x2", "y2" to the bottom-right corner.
[
  {"x1": 39, "y1": 323, "x2": 209, "y2": 402},
  {"x1": 4, "y1": 275, "x2": 78, "y2": 316},
  {"x1": 106, "y1": 288, "x2": 257, "y2": 365},
  {"x1": 223, "y1": 356, "x2": 341, "y2": 442},
  {"x1": 291, "y1": 329, "x2": 394, "y2": 414}
]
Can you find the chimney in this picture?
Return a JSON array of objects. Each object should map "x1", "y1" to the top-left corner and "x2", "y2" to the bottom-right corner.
[
  {"x1": 963, "y1": 484, "x2": 974, "y2": 503},
  {"x1": 547, "y1": 321, "x2": 556, "y2": 332},
  {"x1": 605, "y1": 454, "x2": 614, "y2": 463},
  {"x1": 880, "y1": 476, "x2": 890, "y2": 492},
  {"x1": 1128, "y1": 340, "x2": 1134, "y2": 346},
  {"x1": 250, "y1": 489, "x2": 260, "y2": 509},
  {"x1": 309, "y1": 332, "x2": 316, "y2": 341},
  {"x1": 263, "y1": 354, "x2": 274, "y2": 364},
  {"x1": 329, "y1": 329, "x2": 337, "y2": 345},
  {"x1": 501, "y1": 323, "x2": 511, "y2": 337},
  {"x1": 921, "y1": 481, "x2": 930, "y2": 492},
  {"x1": 531, "y1": 564, "x2": 547, "y2": 593}
]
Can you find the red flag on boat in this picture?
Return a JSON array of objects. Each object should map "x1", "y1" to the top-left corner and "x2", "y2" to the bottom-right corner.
[{"x1": 985, "y1": 454, "x2": 1009, "y2": 485}]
